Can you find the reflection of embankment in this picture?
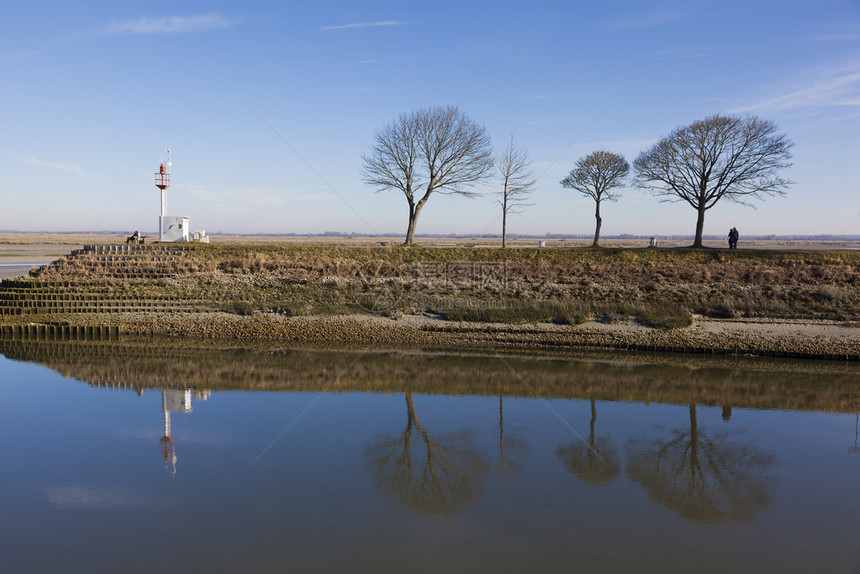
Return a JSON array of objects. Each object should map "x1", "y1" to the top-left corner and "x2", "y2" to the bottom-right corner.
[
  {"x1": 2, "y1": 338, "x2": 859, "y2": 412},
  {"x1": 0, "y1": 340, "x2": 860, "y2": 412}
]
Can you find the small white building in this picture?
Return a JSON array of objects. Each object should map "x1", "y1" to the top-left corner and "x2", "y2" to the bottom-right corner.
[{"x1": 160, "y1": 216, "x2": 190, "y2": 243}]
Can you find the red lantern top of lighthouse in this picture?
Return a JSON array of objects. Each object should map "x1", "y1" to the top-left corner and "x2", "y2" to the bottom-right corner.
[{"x1": 155, "y1": 162, "x2": 170, "y2": 190}]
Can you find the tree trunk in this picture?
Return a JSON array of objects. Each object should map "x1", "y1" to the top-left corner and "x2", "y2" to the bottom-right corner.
[
  {"x1": 502, "y1": 195, "x2": 508, "y2": 248},
  {"x1": 593, "y1": 201, "x2": 602, "y2": 246},
  {"x1": 405, "y1": 208, "x2": 417, "y2": 246},
  {"x1": 404, "y1": 195, "x2": 429, "y2": 246},
  {"x1": 693, "y1": 206, "x2": 706, "y2": 247}
]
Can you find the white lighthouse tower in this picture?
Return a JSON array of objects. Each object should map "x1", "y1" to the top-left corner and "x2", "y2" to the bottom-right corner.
[{"x1": 154, "y1": 150, "x2": 190, "y2": 242}]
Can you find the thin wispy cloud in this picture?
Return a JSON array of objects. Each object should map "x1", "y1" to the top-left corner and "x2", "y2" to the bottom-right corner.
[
  {"x1": 319, "y1": 21, "x2": 405, "y2": 31},
  {"x1": 183, "y1": 184, "x2": 287, "y2": 209},
  {"x1": 103, "y1": 13, "x2": 237, "y2": 35},
  {"x1": 0, "y1": 48, "x2": 46, "y2": 62},
  {"x1": 341, "y1": 59, "x2": 385, "y2": 66},
  {"x1": 114, "y1": 425, "x2": 231, "y2": 447},
  {"x1": 47, "y1": 485, "x2": 159, "y2": 511},
  {"x1": 815, "y1": 23, "x2": 860, "y2": 42},
  {"x1": 17, "y1": 155, "x2": 88, "y2": 176},
  {"x1": 515, "y1": 92, "x2": 578, "y2": 101},
  {"x1": 333, "y1": 85, "x2": 387, "y2": 94},
  {"x1": 562, "y1": 53, "x2": 709, "y2": 68},
  {"x1": 740, "y1": 63, "x2": 860, "y2": 112},
  {"x1": 606, "y1": 7, "x2": 687, "y2": 31}
]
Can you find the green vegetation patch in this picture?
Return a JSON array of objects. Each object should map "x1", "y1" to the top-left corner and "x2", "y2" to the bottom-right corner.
[{"x1": 435, "y1": 297, "x2": 692, "y2": 329}]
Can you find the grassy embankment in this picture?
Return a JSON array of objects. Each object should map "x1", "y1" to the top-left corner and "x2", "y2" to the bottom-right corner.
[{"x1": 0, "y1": 243, "x2": 857, "y2": 357}]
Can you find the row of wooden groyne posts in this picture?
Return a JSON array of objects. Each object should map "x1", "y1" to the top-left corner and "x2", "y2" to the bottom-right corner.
[
  {"x1": 0, "y1": 297, "x2": 207, "y2": 315},
  {"x1": 0, "y1": 324, "x2": 120, "y2": 340},
  {"x1": 33, "y1": 244, "x2": 193, "y2": 279}
]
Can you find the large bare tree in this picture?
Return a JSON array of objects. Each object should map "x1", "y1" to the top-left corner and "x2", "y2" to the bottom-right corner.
[
  {"x1": 561, "y1": 151, "x2": 629, "y2": 246},
  {"x1": 633, "y1": 114, "x2": 793, "y2": 247},
  {"x1": 497, "y1": 134, "x2": 536, "y2": 248},
  {"x1": 362, "y1": 106, "x2": 494, "y2": 245}
]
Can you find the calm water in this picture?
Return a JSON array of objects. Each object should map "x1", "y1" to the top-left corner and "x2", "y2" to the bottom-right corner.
[{"x1": 1, "y1": 339, "x2": 859, "y2": 573}]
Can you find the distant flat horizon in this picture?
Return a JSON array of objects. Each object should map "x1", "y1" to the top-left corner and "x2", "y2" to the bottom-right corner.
[{"x1": 2, "y1": 230, "x2": 858, "y2": 241}]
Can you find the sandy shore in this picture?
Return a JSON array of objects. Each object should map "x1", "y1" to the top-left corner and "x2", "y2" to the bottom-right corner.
[
  {"x1": 0, "y1": 243, "x2": 78, "y2": 278},
  {"x1": 0, "y1": 246, "x2": 71, "y2": 279}
]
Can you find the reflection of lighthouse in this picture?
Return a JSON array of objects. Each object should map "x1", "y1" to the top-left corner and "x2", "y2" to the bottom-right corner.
[{"x1": 158, "y1": 389, "x2": 210, "y2": 476}]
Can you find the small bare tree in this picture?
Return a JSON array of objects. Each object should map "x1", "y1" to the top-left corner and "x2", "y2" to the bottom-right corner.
[
  {"x1": 633, "y1": 114, "x2": 793, "y2": 247},
  {"x1": 497, "y1": 135, "x2": 536, "y2": 248},
  {"x1": 362, "y1": 106, "x2": 494, "y2": 245},
  {"x1": 560, "y1": 151, "x2": 629, "y2": 246}
]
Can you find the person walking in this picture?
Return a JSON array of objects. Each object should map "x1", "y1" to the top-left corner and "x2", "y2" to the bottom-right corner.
[{"x1": 728, "y1": 227, "x2": 739, "y2": 249}]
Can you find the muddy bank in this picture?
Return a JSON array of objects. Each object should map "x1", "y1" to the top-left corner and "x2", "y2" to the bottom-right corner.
[{"x1": 3, "y1": 311, "x2": 854, "y2": 361}]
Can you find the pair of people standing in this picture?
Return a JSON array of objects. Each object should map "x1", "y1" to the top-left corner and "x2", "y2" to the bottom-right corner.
[{"x1": 727, "y1": 227, "x2": 739, "y2": 249}]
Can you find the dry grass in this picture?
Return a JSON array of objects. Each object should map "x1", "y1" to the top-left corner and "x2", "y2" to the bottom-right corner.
[{"x1": 5, "y1": 242, "x2": 859, "y2": 329}]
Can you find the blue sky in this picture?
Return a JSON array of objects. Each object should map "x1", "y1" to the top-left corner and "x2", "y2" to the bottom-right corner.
[{"x1": 2, "y1": 0, "x2": 859, "y2": 237}]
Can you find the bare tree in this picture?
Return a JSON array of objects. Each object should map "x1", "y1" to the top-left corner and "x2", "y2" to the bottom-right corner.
[
  {"x1": 561, "y1": 151, "x2": 629, "y2": 246},
  {"x1": 362, "y1": 106, "x2": 494, "y2": 245},
  {"x1": 497, "y1": 135, "x2": 536, "y2": 248},
  {"x1": 633, "y1": 114, "x2": 793, "y2": 248}
]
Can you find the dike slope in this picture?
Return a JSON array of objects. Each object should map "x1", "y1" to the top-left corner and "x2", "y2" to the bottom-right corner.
[{"x1": 0, "y1": 243, "x2": 857, "y2": 360}]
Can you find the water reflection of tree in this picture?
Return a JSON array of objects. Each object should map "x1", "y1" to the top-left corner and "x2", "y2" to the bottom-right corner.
[
  {"x1": 364, "y1": 393, "x2": 489, "y2": 517},
  {"x1": 625, "y1": 403, "x2": 776, "y2": 524},
  {"x1": 497, "y1": 396, "x2": 528, "y2": 486},
  {"x1": 556, "y1": 398, "x2": 621, "y2": 486}
]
